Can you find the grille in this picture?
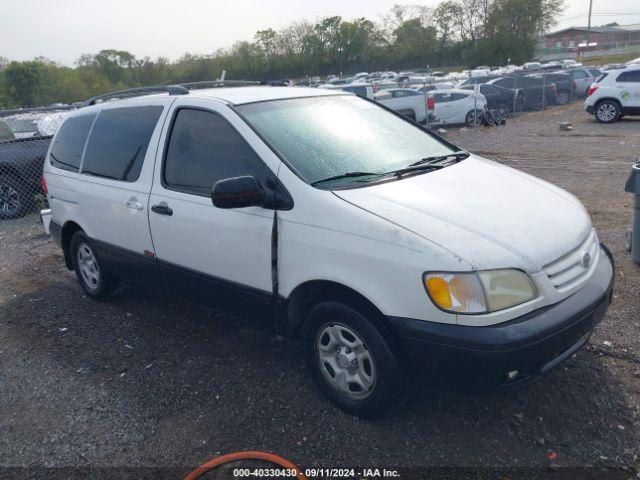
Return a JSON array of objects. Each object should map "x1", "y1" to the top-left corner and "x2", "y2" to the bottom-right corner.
[{"x1": 543, "y1": 229, "x2": 599, "y2": 291}]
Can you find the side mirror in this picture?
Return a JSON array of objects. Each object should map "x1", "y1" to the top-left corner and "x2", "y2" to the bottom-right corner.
[{"x1": 212, "y1": 176, "x2": 265, "y2": 209}]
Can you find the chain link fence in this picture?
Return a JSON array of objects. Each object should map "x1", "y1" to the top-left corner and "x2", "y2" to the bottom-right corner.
[{"x1": 0, "y1": 108, "x2": 74, "y2": 220}]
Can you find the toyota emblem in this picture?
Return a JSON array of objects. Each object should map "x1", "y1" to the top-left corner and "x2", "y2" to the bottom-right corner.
[{"x1": 582, "y1": 252, "x2": 591, "y2": 268}]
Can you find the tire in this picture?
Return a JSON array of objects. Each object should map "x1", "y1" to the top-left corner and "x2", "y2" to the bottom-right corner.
[
  {"x1": 70, "y1": 231, "x2": 120, "y2": 300},
  {"x1": 556, "y1": 90, "x2": 570, "y2": 105},
  {"x1": 529, "y1": 94, "x2": 544, "y2": 111},
  {"x1": 465, "y1": 109, "x2": 483, "y2": 127},
  {"x1": 595, "y1": 100, "x2": 621, "y2": 123},
  {"x1": 481, "y1": 109, "x2": 494, "y2": 126},
  {"x1": 0, "y1": 174, "x2": 31, "y2": 220},
  {"x1": 496, "y1": 103, "x2": 510, "y2": 119},
  {"x1": 302, "y1": 299, "x2": 405, "y2": 418}
]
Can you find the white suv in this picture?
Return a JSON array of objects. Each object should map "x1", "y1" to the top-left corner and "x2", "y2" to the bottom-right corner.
[
  {"x1": 44, "y1": 84, "x2": 613, "y2": 417},
  {"x1": 585, "y1": 65, "x2": 640, "y2": 123}
]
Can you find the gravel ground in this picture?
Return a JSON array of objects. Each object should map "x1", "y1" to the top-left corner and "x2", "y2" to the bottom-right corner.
[{"x1": 1, "y1": 102, "x2": 639, "y2": 479}]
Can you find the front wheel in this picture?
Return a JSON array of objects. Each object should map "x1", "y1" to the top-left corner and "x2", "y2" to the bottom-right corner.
[
  {"x1": 70, "y1": 231, "x2": 120, "y2": 300},
  {"x1": 496, "y1": 103, "x2": 510, "y2": 119},
  {"x1": 556, "y1": 90, "x2": 570, "y2": 105},
  {"x1": 595, "y1": 100, "x2": 621, "y2": 123},
  {"x1": 302, "y1": 300, "x2": 405, "y2": 418}
]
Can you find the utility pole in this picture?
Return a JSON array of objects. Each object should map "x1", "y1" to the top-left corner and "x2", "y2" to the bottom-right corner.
[{"x1": 586, "y1": 0, "x2": 594, "y2": 49}]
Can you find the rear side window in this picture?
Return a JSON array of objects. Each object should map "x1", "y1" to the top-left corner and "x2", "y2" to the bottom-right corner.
[
  {"x1": 617, "y1": 70, "x2": 640, "y2": 83},
  {"x1": 82, "y1": 106, "x2": 163, "y2": 181},
  {"x1": 163, "y1": 108, "x2": 268, "y2": 196},
  {"x1": 49, "y1": 113, "x2": 96, "y2": 172}
]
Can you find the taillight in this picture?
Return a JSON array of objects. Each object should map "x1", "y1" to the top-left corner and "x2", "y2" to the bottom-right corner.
[
  {"x1": 587, "y1": 84, "x2": 599, "y2": 96},
  {"x1": 372, "y1": 84, "x2": 380, "y2": 93},
  {"x1": 41, "y1": 175, "x2": 48, "y2": 195},
  {"x1": 550, "y1": 83, "x2": 557, "y2": 93},
  {"x1": 427, "y1": 95, "x2": 435, "y2": 110}
]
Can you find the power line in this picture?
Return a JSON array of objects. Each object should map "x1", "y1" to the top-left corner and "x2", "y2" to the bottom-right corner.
[{"x1": 559, "y1": 11, "x2": 640, "y2": 22}]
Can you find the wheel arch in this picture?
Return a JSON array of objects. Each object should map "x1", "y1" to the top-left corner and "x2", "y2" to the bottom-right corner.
[
  {"x1": 284, "y1": 280, "x2": 400, "y2": 342},
  {"x1": 594, "y1": 97, "x2": 622, "y2": 109},
  {"x1": 61, "y1": 220, "x2": 84, "y2": 269}
]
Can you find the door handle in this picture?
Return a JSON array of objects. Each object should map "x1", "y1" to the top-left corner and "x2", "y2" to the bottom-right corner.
[
  {"x1": 151, "y1": 203, "x2": 173, "y2": 216},
  {"x1": 126, "y1": 200, "x2": 144, "y2": 210}
]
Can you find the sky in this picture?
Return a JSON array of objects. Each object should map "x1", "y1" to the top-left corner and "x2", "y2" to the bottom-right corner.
[{"x1": 2, "y1": 0, "x2": 640, "y2": 65}]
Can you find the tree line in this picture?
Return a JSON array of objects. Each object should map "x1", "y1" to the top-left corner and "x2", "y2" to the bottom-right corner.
[{"x1": 0, "y1": 0, "x2": 562, "y2": 108}]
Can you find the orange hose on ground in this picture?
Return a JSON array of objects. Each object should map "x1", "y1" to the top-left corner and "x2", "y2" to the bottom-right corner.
[{"x1": 184, "y1": 450, "x2": 309, "y2": 480}]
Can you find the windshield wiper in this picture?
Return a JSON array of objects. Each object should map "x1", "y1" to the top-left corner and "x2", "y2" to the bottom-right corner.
[
  {"x1": 409, "y1": 151, "x2": 470, "y2": 167},
  {"x1": 311, "y1": 171, "x2": 385, "y2": 186}
]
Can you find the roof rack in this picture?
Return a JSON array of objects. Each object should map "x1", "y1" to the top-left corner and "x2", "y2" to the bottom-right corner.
[
  {"x1": 180, "y1": 80, "x2": 261, "y2": 90},
  {"x1": 82, "y1": 85, "x2": 189, "y2": 107}
]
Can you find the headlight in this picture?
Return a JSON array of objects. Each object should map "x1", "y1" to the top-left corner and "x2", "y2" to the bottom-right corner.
[{"x1": 423, "y1": 269, "x2": 537, "y2": 314}]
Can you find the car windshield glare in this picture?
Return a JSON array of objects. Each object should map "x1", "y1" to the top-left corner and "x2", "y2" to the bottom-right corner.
[{"x1": 237, "y1": 95, "x2": 456, "y2": 188}]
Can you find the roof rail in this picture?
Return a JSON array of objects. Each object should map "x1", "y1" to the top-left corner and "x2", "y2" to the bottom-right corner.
[
  {"x1": 82, "y1": 85, "x2": 189, "y2": 107},
  {"x1": 180, "y1": 80, "x2": 260, "y2": 90}
]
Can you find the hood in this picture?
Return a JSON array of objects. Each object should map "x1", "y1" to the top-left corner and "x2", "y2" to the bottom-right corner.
[{"x1": 334, "y1": 155, "x2": 592, "y2": 272}]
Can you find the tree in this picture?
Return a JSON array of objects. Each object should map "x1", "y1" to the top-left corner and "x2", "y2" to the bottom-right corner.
[{"x1": 4, "y1": 61, "x2": 42, "y2": 107}]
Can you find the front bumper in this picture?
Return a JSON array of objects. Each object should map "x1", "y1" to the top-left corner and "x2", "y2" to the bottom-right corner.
[{"x1": 389, "y1": 244, "x2": 614, "y2": 390}]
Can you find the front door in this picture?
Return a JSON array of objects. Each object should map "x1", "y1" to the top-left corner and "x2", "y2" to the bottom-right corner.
[{"x1": 148, "y1": 99, "x2": 276, "y2": 324}]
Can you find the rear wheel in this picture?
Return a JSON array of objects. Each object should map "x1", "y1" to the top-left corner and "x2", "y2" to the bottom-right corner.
[
  {"x1": 70, "y1": 231, "x2": 120, "y2": 300},
  {"x1": 595, "y1": 100, "x2": 621, "y2": 123},
  {"x1": 465, "y1": 109, "x2": 483, "y2": 127},
  {"x1": 0, "y1": 175, "x2": 30, "y2": 219},
  {"x1": 496, "y1": 103, "x2": 510, "y2": 119},
  {"x1": 302, "y1": 299, "x2": 405, "y2": 418},
  {"x1": 556, "y1": 90, "x2": 570, "y2": 105},
  {"x1": 529, "y1": 94, "x2": 544, "y2": 110}
]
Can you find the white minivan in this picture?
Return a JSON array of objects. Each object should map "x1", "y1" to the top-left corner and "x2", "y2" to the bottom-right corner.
[{"x1": 44, "y1": 84, "x2": 614, "y2": 417}]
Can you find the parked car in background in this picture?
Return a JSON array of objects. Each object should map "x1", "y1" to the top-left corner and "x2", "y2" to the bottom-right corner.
[
  {"x1": 0, "y1": 136, "x2": 51, "y2": 218},
  {"x1": 561, "y1": 59, "x2": 582, "y2": 68},
  {"x1": 460, "y1": 76, "x2": 496, "y2": 86},
  {"x1": 567, "y1": 67, "x2": 602, "y2": 96},
  {"x1": 428, "y1": 89, "x2": 487, "y2": 127},
  {"x1": 461, "y1": 84, "x2": 516, "y2": 117},
  {"x1": 487, "y1": 76, "x2": 556, "y2": 110},
  {"x1": 585, "y1": 65, "x2": 640, "y2": 123},
  {"x1": 374, "y1": 88, "x2": 428, "y2": 122},
  {"x1": 527, "y1": 72, "x2": 576, "y2": 105},
  {"x1": 523, "y1": 62, "x2": 542, "y2": 71},
  {"x1": 319, "y1": 83, "x2": 374, "y2": 100},
  {"x1": 626, "y1": 57, "x2": 640, "y2": 65},
  {"x1": 416, "y1": 82, "x2": 455, "y2": 93}
]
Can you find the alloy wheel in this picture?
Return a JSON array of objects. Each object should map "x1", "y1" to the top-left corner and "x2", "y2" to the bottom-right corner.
[
  {"x1": 596, "y1": 103, "x2": 617, "y2": 122},
  {"x1": 0, "y1": 183, "x2": 20, "y2": 216}
]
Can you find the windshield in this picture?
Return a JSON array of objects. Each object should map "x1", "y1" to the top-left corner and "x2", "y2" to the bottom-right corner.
[
  {"x1": 237, "y1": 95, "x2": 457, "y2": 188},
  {"x1": 5, "y1": 117, "x2": 39, "y2": 134}
]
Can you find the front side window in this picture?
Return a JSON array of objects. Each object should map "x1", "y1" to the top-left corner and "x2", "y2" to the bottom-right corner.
[
  {"x1": 82, "y1": 106, "x2": 163, "y2": 181},
  {"x1": 237, "y1": 95, "x2": 456, "y2": 188},
  {"x1": 163, "y1": 108, "x2": 269, "y2": 196},
  {"x1": 49, "y1": 113, "x2": 97, "y2": 172}
]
